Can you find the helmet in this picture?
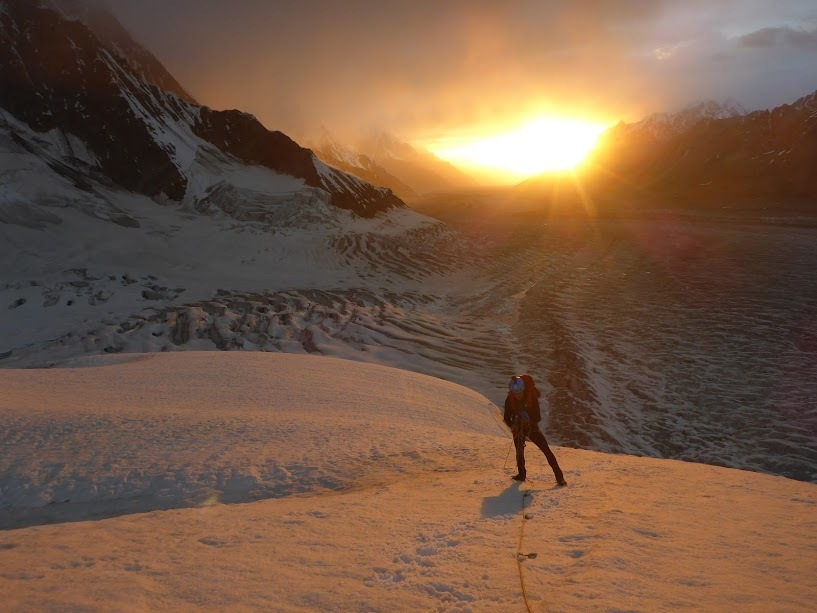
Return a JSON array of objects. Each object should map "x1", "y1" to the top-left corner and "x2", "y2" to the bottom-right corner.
[{"x1": 509, "y1": 376, "x2": 525, "y2": 394}]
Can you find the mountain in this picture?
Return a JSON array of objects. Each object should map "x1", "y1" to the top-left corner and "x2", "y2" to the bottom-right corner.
[
  {"x1": 0, "y1": 0, "x2": 403, "y2": 218},
  {"x1": 358, "y1": 131, "x2": 480, "y2": 195},
  {"x1": 310, "y1": 128, "x2": 418, "y2": 200},
  {"x1": 620, "y1": 99, "x2": 748, "y2": 142},
  {"x1": 584, "y1": 93, "x2": 817, "y2": 208},
  {"x1": 43, "y1": 0, "x2": 197, "y2": 104},
  {"x1": 517, "y1": 94, "x2": 817, "y2": 214},
  {"x1": 0, "y1": 0, "x2": 475, "y2": 373}
]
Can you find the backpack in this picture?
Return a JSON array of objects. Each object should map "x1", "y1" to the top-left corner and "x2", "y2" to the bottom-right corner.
[
  {"x1": 505, "y1": 374, "x2": 543, "y2": 426},
  {"x1": 516, "y1": 374, "x2": 540, "y2": 400}
]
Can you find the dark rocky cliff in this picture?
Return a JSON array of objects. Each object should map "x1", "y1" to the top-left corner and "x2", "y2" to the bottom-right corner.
[{"x1": 0, "y1": 0, "x2": 403, "y2": 217}]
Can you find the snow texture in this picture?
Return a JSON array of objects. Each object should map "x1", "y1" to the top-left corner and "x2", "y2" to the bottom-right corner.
[
  {"x1": 3, "y1": 160, "x2": 817, "y2": 483},
  {"x1": 1, "y1": 352, "x2": 815, "y2": 611}
]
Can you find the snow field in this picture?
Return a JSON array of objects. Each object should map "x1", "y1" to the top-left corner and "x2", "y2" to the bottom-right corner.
[
  {"x1": 0, "y1": 352, "x2": 500, "y2": 527},
  {"x1": 1, "y1": 352, "x2": 816, "y2": 611}
]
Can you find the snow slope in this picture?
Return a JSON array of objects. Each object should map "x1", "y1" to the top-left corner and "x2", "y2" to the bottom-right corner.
[
  {"x1": 0, "y1": 113, "x2": 467, "y2": 365},
  {"x1": 1, "y1": 352, "x2": 815, "y2": 611}
]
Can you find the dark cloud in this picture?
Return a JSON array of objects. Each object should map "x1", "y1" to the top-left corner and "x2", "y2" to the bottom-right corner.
[
  {"x1": 97, "y1": 0, "x2": 817, "y2": 141},
  {"x1": 739, "y1": 26, "x2": 817, "y2": 49}
]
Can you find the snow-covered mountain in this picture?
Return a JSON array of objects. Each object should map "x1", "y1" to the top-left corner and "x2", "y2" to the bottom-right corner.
[
  {"x1": 617, "y1": 99, "x2": 748, "y2": 142},
  {"x1": 584, "y1": 91, "x2": 817, "y2": 208},
  {"x1": 310, "y1": 128, "x2": 418, "y2": 200},
  {"x1": 358, "y1": 130, "x2": 480, "y2": 195},
  {"x1": 0, "y1": 0, "x2": 402, "y2": 218},
  {"x1": 311, "y1": 128, "x2": 480, "y2": 197},
  {"x1": 42, "y1": 0, "x2": 197, "y2": 104},
  {"x1": 515, "y1": 91, "x2": 817, "y2": 212},
  {"x1": 0, "y1": 0, "x2": 486, "y2": 383}
]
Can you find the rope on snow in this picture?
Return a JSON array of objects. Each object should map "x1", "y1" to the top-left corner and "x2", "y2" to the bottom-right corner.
[{"x1": 516, "y1": 489, "x2": 535, "y2": 612}]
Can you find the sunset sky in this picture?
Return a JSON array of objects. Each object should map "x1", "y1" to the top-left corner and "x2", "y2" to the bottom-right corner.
[{"x1": 101, "y1": 0, "x2": 817, "y2": 179}]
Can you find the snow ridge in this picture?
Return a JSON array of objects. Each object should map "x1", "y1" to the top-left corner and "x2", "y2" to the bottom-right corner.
[{"x1": 625, "y1": 98, "x2": 748, "y2": 141}]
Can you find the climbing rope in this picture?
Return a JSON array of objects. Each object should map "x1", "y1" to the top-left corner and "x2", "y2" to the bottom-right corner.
[
  {"x1": 503, "y1": 439, "x2": 514, "y2": 470},
  {"x1": 516, "y1": 489, "x2": 534, "y2": 612},
  {"x1": 481, "y1": 393, "x2": 541, "y2": 610}
]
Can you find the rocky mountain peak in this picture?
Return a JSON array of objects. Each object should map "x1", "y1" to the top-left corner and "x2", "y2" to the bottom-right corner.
[
  {"x1": 362, "y1": 130, "x2": 418, "y2": 162},
  {"x1": 790, "y1": 89, "x2": 817, "y2": 112},
  {"x1": 309, "y1": 128, "x2": 418, "y2": 200},
  {"x1": 40, "y1": 0, "x2": 196, "y2": 103},
  {"x1": 624, "y1": 98, "x2": 749, "y2": 142},
  {"x1": 0, "y1": 0, "x2": 404, "y2": 218}
]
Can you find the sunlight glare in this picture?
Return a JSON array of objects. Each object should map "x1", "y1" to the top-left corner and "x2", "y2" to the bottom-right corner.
[{"x1": 427, "y1": 118, "x2": 609, "y2": 182}]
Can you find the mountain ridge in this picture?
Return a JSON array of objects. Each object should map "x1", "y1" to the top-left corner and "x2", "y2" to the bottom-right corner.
[
  {"x1": 42, "y1": 0, "x2": 197, "y2": 104},
  {"x1": 309, "y1": 128, "x2": 418, "y2": 200},
  {"x1": 622, "y1": 98, "x2": 749, "y2": 142},
  {"x1": 588, "y1": 89, "x2": 817, "y2": 208},
  {"x1": 512, "y1": 91, "x2": 817, "y2": 212},
  {"x1": 0, "y1": 0, "x2": 403, "y2": 218},
  {"x1": 358, "y1": 130, "x2": 480, "y2": 194}
]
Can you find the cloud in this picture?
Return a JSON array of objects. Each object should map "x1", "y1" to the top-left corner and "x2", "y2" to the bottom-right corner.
[
  {"x1": 99, "y1": 0, "x2": 817, "y2": 141},
  {"x1": 652, "y1": 40, "x2": 694, "y2": 61},
  {"x1": 738, "y1": 26, "x2": 817, "y2": 49}
]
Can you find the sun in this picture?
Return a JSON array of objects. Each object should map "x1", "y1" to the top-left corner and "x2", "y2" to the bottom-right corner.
[{"x1": 425, "y1": 117, "x2": 610, "y2": 183}]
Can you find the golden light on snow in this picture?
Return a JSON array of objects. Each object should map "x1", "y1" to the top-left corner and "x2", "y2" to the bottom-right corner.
[{"x1": 424, "y1": 117, "x2": 610, "y2": 182}]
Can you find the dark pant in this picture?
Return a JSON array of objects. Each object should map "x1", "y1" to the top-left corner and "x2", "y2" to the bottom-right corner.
[{"x1": 514, "y1": 425, "x2": 564, "y2": 481}]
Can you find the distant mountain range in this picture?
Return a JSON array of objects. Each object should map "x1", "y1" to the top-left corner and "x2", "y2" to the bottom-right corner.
[
  {"x1": 310, "y1": 129, "x2": 479, "y2": 199},
  {"x1": 4, "y1": 0, "x2": 814, "y2": 222},
  {"x1": 620, "y1": 99, "x2": 748, "y2": 142},
  {"x1": 309, "y1": 128, "x2": 419, "y2": 200},
  {"x1": 357, "y1": 131, "x2": 479, "y2": 195},
  {"x1": 519, "y1": 96, "x2": 817, "y2": 213}
]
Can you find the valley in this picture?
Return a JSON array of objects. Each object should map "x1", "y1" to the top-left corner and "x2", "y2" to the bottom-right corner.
[{"x1": 4, "y1": 190, "x2": 817, "y2": 483}]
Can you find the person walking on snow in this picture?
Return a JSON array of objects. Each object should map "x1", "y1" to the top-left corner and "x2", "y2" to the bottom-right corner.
[{"x1": 504, "y1": 374, "x2": 567, "y2": 486}]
